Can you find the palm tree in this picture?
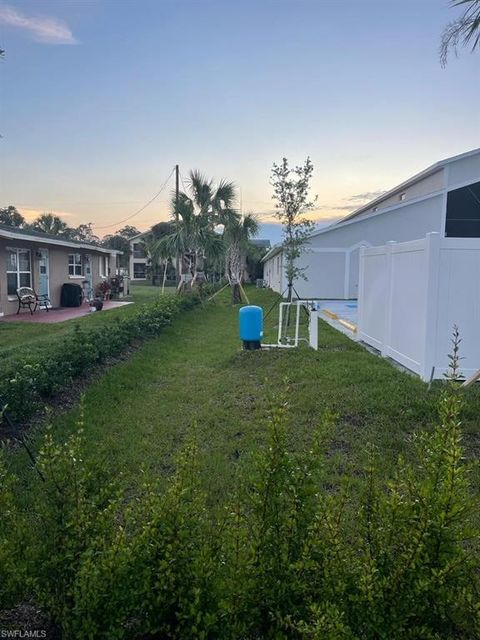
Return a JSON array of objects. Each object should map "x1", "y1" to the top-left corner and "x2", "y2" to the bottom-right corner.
[
  {"x1": 143, "y1": 234, "x2": 172, "y2": 293},
  {"x1": 31, "y1": 213, "x2": 69, "y2": 236},
  {"x1": 159, "y1": 171, "x2": 236, "y2": 290},
  {"x1": 441, "y1": 0, "x2": 480, "y2": 65},
  {"x1": 222, "y1": 212, "x2": 259, "y2": 304}
]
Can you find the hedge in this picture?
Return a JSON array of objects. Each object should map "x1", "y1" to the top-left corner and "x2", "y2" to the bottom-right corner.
[
  {"x1": 0, "y1": 292, "x2": 201, "y2": 424},
  {"x1": 0, "y1": 381, "x2": 478, "y2": 638}
]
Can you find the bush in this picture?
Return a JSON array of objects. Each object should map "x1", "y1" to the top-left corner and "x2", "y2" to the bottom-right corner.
[
  {"x1": 1, "y1": 380, "x2": 479, "y2": 639},
  {"x1": 0, "y1": 445, "x2": 28, "y2": 609},
  {"x1": 1, "y1": 336, "x2": 478, "y2": 637},
  {"x1": 0, "y1": 293, "x2": 201, "y2": 423}
]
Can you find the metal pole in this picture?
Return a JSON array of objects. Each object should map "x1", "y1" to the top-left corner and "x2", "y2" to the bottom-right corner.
[{"x1": 175, "y1": 164, "x2": 180, "y2": 286}]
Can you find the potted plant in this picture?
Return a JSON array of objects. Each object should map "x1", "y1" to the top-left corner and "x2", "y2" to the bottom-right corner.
[{"x1": 95, "y1": 280, "x2": 112, "y2": 301}]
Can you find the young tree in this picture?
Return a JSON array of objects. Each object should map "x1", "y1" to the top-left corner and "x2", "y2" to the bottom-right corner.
[
  {"x1": 440, "y1": 0, "x2": 480, "y2": 66},
  {"x1": 270, "y1": 157, "x2": 316, "y2": 301},
  {"x1": 0, "y1": 205, "x2": 25, "y2": 227},
  {"x1": 222, "y1": 212, "x2": 259, "y2": 304}
]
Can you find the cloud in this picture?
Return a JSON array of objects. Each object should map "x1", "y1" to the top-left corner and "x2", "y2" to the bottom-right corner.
[
  {"x1": 317, "y1": 204, "x2": 356, "y2": 212},
  {"x1": 347, "y1": 190, "x2": 386, "y2": 203},
  {"x1": 19, "y1": 207, "x2": 74, "y2": 222},
  {"x1": 0, "y1": 3, "x2": 77, "y2": 44}
]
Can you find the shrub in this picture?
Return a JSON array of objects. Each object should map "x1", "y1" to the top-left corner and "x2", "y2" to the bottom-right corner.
[
  {"x1": 130, "y1": 430, "x2": 220, "y2": 639},
  {"x1": 0, "y1": 446, "x2": 28, "y2": 608},
  {"x1": 1, "y1": 373, "x2": 478, "y2": 638},
  {"x1": 0, "y1": 293, "x2": 201, "y2": 423},
  {"x1": 29, "y1": 418, "x2": 132, "y2": 638}
]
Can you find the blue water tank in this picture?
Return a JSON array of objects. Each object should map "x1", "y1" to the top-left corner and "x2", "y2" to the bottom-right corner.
[{"x1": 239, "y1": 305, "x2": 263, "y2": 349}]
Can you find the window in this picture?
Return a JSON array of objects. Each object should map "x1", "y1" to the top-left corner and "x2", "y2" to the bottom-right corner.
[
  {"x1": 445, "y1": 180, "x2": 480, "y2": 238},
  {"x1": 133, "y1": 242, "x2": 146, "y2": 259},
  {"x1": 6, "y1": 248, "x2": 31, "y2": 295},
  {"x1": 68, "y1": 253, "x2": 82, "y2": 276},
  {"x1": 133, "y1": 263, "x2": 146, "y2": 279}
]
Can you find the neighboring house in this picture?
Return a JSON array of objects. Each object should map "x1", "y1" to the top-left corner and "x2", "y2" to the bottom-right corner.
[
  {"x1": 246, "y1": 239, "x2": 271, "y2": 281},
  {"x1": 129, "y1": 231, "x2": 149, "y2": 281},
  {"x1": 263, "y1": 147, "x2": 480, "y2": 299},
  {"x1": 0, "y1": 224, "x2": 121, "y2": 316}
]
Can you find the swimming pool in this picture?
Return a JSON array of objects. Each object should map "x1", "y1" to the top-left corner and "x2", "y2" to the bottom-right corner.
[{"x1": 314, "y1": 300, "x2": 358, "y2": 337}]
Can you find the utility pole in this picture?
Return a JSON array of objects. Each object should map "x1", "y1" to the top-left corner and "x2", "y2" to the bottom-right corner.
[{"x1": 175, "y1": 164, "x2": 180, "y2": 286}]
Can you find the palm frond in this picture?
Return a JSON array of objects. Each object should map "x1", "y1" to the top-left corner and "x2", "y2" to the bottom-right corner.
[
  {"x1": 242, "y1": 213, "x2": 260, "y2": 238},
  {"x1": 214, "y1": 180, "x2": 237, "y2": 211},
  {"x1": 440, "y1": 0, "x2": 480, "y2": 64},
  {"x1": 188, "y1": 170, "x2": 213, "y2": 210}
]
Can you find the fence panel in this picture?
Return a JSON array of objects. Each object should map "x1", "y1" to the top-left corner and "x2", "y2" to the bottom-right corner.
[
  {"x1": 358, "y1": 233, "x2": 480, "y2": 380},
  {"x1": 357, "y1": 247, "x2": 388, "y2": 351}
]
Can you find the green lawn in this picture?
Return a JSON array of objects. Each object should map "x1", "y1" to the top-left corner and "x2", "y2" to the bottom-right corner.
[
  {"x1": 0, "y1": 284, "x2": 174, "y2": 366},
  {"x1": 9, "y1": 286, "x2": 480, "y2": 507}
]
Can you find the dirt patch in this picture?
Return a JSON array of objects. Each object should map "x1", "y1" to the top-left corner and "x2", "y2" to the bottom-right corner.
[
  {"x1": 0, "y1": 603, "x2": 59, "y2": 639},
  {"x1": 340, "y1": 413, "x2": 366, "y2": 429}
]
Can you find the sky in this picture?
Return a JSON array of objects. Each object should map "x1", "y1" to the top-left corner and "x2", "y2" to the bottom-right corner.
[{"x1": 0, "y1": 0, "x2": 479, "y2": 243}]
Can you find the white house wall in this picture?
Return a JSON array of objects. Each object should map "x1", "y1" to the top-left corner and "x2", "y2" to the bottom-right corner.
[
  {"x1": 301, "y1": 195, "x2": 444, "y2": 298},
  {"x1": 357, "y1": 169, "x2": 444, "y2": 215},
  {"x1": 294, "y1": 250, "x2": 347, "y2": 299},
  {"x1": 264, "y1": 252, "x2": 285, "y2": 294},
  {"x1": 263, "y1": 150, "x2": 480, "y2": 300},
  {"x1": 447, "y1": 154, "x2": 480, "y2": 187}
]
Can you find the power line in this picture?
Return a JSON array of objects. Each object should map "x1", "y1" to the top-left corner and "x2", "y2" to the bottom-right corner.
[
  {"x1": 93, "y1": 167, "x2": 176, "y2": 231},
  {"x1": 179, "y1": 170, "x2": 189, "y2": 194}
]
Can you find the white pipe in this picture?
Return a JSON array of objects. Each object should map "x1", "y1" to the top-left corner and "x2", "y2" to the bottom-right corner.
[{"x1": 294, "y1": 302, "x2": 300, "y2": 347}]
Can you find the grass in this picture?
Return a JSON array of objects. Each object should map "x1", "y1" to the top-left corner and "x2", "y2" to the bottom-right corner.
[
  {"x1": 0, "y1": 284, "x2": 174, "y2": 366},
  {"x1": 8, "y1": 286, "x2": 480, "y2": 508}
]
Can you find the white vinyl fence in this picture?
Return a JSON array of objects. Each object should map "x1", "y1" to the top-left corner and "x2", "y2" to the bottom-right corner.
[{"x1": 358, "y1": 232, "x2": 480, "y2": 381}]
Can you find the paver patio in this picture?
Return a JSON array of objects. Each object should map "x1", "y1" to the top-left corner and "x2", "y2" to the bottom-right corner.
[{"x1": 0, "y1": 300, "x2": 133, "y2": 324}]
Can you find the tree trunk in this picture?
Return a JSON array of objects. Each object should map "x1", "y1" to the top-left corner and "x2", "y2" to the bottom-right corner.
[
  {"x1": 192, "y1": 251, "x2": 207, "y2": 287},
  {"x1": 228, "y1": 244, "x2": 243, "y2": 304},
  {"x1": 231, "y1": 282, "x2": 241, "y2": 304}
]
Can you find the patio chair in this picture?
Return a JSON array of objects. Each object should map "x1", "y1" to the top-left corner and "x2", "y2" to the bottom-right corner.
[
  {"x1": 16, "y1": 287, "x2": 37, "y2": 315},
  {"x1": 15, "y1": 287, "x2": 51, "y2": 315},
  {"x1": 36, "y1": 291, "x2": 51, "y2": 312}
]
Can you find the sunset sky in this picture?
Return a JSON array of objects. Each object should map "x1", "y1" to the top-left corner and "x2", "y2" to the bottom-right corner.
[{"x1": 0, "y1": 0, "x2": 479, "y2": 242}]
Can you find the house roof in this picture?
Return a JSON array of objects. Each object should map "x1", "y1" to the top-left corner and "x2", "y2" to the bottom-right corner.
[
  {"x1": 0, "y1": 224, "x2": 122, "y2": 254},
  {"x1": 129, "y1": 230, "x2": 151, "y2": 242},
  {"x1": 261, "y1": 242, "x2": 283, "y2": 262},
  {"x1": 262, "y1": 147, "x2": 480, "y2": 263},
  {"x1": 251, "y1": 239, "x2": 271, "y2": 248},
  {"x1": 310, "y1": 146, "x2": 480, "y2": 239}
]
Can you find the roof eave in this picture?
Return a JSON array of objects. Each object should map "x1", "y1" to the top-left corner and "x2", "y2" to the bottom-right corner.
[
  {"x1": 0, "y1": 228, "x2": 121, "y2": 254},
  {"x1": 310, "y1": 146, "x2": 480, "y2": 239}
]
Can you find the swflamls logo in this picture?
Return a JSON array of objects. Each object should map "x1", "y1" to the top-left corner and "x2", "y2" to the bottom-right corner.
[{"x1": 0, "y1": 632, "x2": 47, "y2": 638}]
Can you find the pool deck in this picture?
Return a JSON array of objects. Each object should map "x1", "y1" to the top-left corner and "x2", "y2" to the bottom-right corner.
[{"x1": 315, "y1": 300, "x2": 358, "y2": 338}]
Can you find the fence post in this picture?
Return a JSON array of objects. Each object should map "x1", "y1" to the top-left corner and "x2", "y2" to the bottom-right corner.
[
  {"x1": 421, "y1": 232, "x2": 441, "y2": 381},
  {"x1": 381, "y1": 241, "x2": 396, "y2": 358},
  {"x1": 357, "y1": 246, "x2": 366, "y2": 338},
  {"x1": 309, "y1": 308, "x2": 319, "y2": 350}
]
